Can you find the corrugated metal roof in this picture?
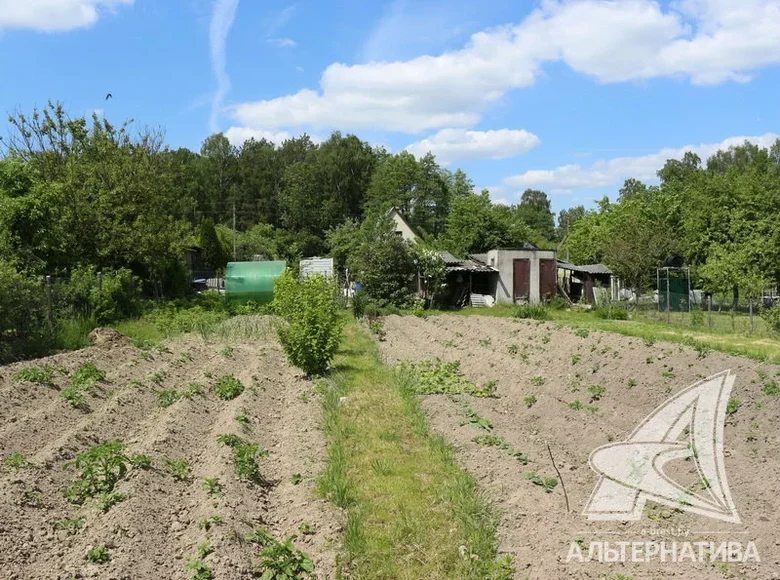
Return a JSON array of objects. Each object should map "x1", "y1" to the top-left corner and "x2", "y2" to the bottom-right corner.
[
  {"x1": 557, "y1": 260, "x2": 612, "y2": 275},
  {"x1": 469, "y1": 253, "x2": 488, "y2": 264},
  {"x1": 438, "y1": 250, "x2": 461, "y2": 264}
]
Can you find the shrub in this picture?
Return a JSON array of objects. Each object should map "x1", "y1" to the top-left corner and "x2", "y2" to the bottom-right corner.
[
  {"x1": 690, "y1": 306, "x2": 705, "y2": 327},
  {"x1": 273, "y1": 271, "x2": 343, "y2": 377},
  {"x1": 512, "y1": 304, "x2": 550, "y2": 320},
  {"x1": 212, "y1": 375, "x2": 245, "y2": 400},
  {"x1": 64, "y1": 266, "x2": 143, "y2": 324},
  {"x1": 351, "y1": 289, "x2": 367, "y2": 319},
  {"x1": 760, "y1": 303, "x2": 780, "y2": 333},
  {"x1": 593, "y1": 306, "x2": 629, "y2": 320}
]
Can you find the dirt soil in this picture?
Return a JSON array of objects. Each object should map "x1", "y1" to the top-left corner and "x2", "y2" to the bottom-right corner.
[
  {"x1": 0, "y1": 317, "x2": 339, "y2": 579},
  {"x1": 376, "y1": 314, "x2": 780, "y2": 580}
]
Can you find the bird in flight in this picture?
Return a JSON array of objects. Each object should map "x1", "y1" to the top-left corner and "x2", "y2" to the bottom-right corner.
[{"x1": 105, "y1": 93, "x2": 113, "y2": 100}]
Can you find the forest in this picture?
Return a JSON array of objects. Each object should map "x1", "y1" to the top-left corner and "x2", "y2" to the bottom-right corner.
[{"x1": 1, "y1": 103, "x2": 779, "y2": 352}]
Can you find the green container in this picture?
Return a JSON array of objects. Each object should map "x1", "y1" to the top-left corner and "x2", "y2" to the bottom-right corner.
[{"x1": 224, "y1": 261, "x2": 286, "y2": 304}]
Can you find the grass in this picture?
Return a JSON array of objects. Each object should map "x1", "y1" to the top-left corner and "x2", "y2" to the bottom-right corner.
[{"x1": 318, "y1": 321, "x2": 513, "y2": 580}]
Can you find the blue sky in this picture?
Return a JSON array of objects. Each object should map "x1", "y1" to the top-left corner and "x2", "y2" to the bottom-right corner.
[{"x1": 1, "y1": 0, "x2": 779, "y2": 215}]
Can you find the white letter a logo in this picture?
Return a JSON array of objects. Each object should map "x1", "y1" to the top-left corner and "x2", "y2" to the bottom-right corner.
[{"x1": 584, "y1": 370, "x2": 739, "y2": 523}]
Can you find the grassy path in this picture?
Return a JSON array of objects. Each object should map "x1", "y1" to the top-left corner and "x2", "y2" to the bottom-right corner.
[{"x1": 318, "y1": 321, "x2": 512, "y2": 580}]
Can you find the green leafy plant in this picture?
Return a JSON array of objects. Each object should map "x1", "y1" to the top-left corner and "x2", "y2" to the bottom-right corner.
[
  {"x1": 185, "y1": 559, "x2": 213, "y2": 580},
  {"x1": 198, "y1": 514, "x2": 224, "y2": 531},
  {"x1": 212, "y1": 375, "x2": 245, "y2": 400},
  {"x1": 163, "y1": 458, "x2": 192, "y2": 481},
  {"x1": 570, "y1": 354, "x2": 581, "y2": 365},
  {"x1": 4, "y1": 452, "x2": 31, "y2": 469},
  {"x1": 198, "y1": 542, "x2": 213, "y2": 559},
  {"x1": 523, "y1": 471, "x2": 558, "y2": 492},
  {"x1": 627, "y1": 378, "x2": 637, "y2": 389},
  {"x1": 254, "y1": 535, "x2": 316, "y2": 579},
  {"x1": 97, "y1": 491, "x2": 127, "y2": 512},
  {"x1": 85, "y1": 546, "x2": 111, "y2": 564},
  {"x1": 158, "y1": 389, "x2": 181, "y2": 408},
  {"x1": 221, "y1": 346, "x2": 234, "y2": 358},
  {"x1": 530, "y1": 376, "x2": 545, "y2": 386},
  {"x1": 463, "y1": 407, "x2": 492, "y2": 430},
  {"x1": 573, "y1": 328, "x2": 589, "y2": 338},
  {"x1": 524, "y1": 395, "x2": 537, "y2": 408},
  {"x1": 217, "y1": 434, "x2": 266, "y2": 483},
  {"x1": 64, "y1": 440, "x2": 133, "y2": 504},
  {"x1": 762, "y1": 381, "x2": 779, "y2": 396},
  {"x1": 298, "y1": 522, "x2": 315, "y2": 535},
  {"x1": 507, "y1": 344, "x2": 518, "y2": 355},
  {"x1": 726, "y1": 398, "x2": 742, "y2": 415},
  {"x1": 71, "y1": 362, "x2": 106, "y2": 389},
  {"x1": 587, "y1": 385, "x2": 606, "y2": 401},
  {"x1": 398, "y1": 359, "x2": 494, "y2": 397},
  {"x1": 473, "y1": 435, "x2": 528, "y2": 464},
  {"x1": 235, "y1": 408, "x2": 251, "y2": 430},
  {"x1": 291, "y1": 473, "x2": 303, "y2": 485},
  {"x1": 14, "y1": 365, "x2": 55, "y2": 385},
  {"x1": 54, "y1": 518, "x2": 85, "y2": 531},
  {"x1": 203, "y1": 478, "x2": 223, "y2": 498},
  {"x1": 273, "y1": 270, "x2": 344, "y2": 376},
  {"x1": 569, "y1": 400, "x2": 583, "y2": 410}
]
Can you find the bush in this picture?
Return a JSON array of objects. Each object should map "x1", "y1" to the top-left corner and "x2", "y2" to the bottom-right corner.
[
  {"x1": 512, "y1": 304, "x2": 550, "y2": 320},
  {"x1": 760, "y1": 303, "x2": 780, "y2": 333},
  {"x1": 690, "y1": 305, "x2": 705, "y2": 327},
  {"x1": 64, "y1": 266, "x2": 143, "y2": 324},
  {"x1": 351, "y1": 288, "x2": 367, "y2": 319},
  {"x1": 273, "y1": 271, "x2": 343, "y2": 376},
  {"x1": 593, "y1": 306, "x2": 629, "y2": 320}
]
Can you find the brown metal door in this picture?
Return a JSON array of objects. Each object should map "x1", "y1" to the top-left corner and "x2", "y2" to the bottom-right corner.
[
  {"x1": 513, "y1": 259, "x2": 530, "y2": 301},
  {"x1": 539, "y1": 259, "x2": 557, "y2": 300}
]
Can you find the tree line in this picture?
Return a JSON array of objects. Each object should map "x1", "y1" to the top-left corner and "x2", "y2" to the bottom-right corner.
[{"x1": 561, "y1": 143, "x2": 780, "y2": 306}]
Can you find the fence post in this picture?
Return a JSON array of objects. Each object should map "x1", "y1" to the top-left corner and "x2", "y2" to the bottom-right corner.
[
  {"x1": 665, "y1": 271, "x2": 670, "y2": 324},
  {"x1": 707, "y1": 294, "x2": 712, "y2": 330},
  {"x1": 46, "y1": 275, "x2": 54, "y2": 335}
]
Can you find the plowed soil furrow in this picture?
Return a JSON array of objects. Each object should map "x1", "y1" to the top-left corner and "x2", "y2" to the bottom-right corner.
[
  {"x1": 377, "y1": 314, "x2": 780, "y2": 580},
  {"x1": 0, "y1": 320, "x2": 339, "y2": 580}
]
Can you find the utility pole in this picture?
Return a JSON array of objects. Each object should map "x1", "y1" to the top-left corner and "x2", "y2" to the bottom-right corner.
[{"x1": 232, "y1": 202, "x2": 236, "y2": 261}]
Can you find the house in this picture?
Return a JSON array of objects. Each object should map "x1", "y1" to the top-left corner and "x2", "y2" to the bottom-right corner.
[
  {"x1": 438, "y1": 251, "x2": 498, "y2": 307},
  {"x1": 484, "y1": 246, "x2": 558, "y2": 305},
  {"x1": 389, "y1": 207, "x2": 420, "y2": 243},
  {"x1": 557, "y1": 260, "x2": 612, "y2": 304}
]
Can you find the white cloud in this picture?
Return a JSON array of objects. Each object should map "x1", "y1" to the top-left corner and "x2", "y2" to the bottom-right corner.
[
  {"x1": 267, "y1": 37, "x2": 296, "y2": 48},
  {"x1": 406, "y1": 128, "x2": 540, "y2": 165},
  {"x1": 229, "y1": 0, "x2": 780, "y2": 135},
  {"x1": 224, "y1": 126, "x2": 322, "y2": 146},
  {"x1": 0, "y1": 0, "x2": 133, "y2": 32},
  {"x1": 209, "y1": 0, "x2": 240, "y2": 133},
  {"x1": 503, "y1": 133, "x2": 780, "y2": 191}
]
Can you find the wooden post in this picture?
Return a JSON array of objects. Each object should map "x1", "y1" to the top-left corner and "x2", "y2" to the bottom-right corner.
[
  {"x1": 708, "y1": 294, "x2": 712, "y2": 329},
  {"x1": 749, "y1": 297, "x2": 754, "y2": 334},
  {"x1": 665, "y1": 270, "x2": 670, "y2": 324}
]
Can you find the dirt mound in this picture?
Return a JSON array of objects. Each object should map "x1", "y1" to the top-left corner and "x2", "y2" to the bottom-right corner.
[
  {"x1": 376, "y1": 314, "x2": 780, "y2": 580},
  {"x1": 0, "y1": 323, "x2": 339, "y2": 579},
  {"x1": 88, "y1": 327, "x2": 131, "y2": 347}
]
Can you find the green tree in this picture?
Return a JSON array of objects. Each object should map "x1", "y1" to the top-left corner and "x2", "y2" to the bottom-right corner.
[{"x1": 518, "y1": 189, "x2": 555, "y2": 241}]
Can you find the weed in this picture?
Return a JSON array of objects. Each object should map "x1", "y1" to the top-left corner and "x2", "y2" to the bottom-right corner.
[
  {"x1": 203, "y1": 478, "x2": 223, "y2": 498},
  {"x1": 149, "y1": 372, "x2": 166, "y2": 385},
  {"x1": 254, "y1": 535, "x2": 316, "y2": 579},
  {"x1": 627, "y1": 378, "x2": 637, "y2": 389},
  {"x1": 571, "y1": 354, "x2": 581, "y2": 365},
  {"x1": 198, "y1": 514, "x2": 224, "y2": 531},
  {"x1": 179, "y1": 352, "x2": 193, "y2": 363},
  {"x1": 587, "y1": 385, "x2": 606, "y2": 401},
  {"x1": 524, "y1": 395, "x2": 537, "y2": 408},
  {"x1": 54, "y1": 518, "x2": 85, "y2": 531},
  {"x1": 291, "y1": 473, "x2": 303, "y2": 485},
  {"x1": 569, "y1": 400, "x2": 583, "y2": 410},
  {"x1": 541, "y1": 335, "x2": 550, "y2": 344},
  {"x1": 14, "y1": 365, "x2": 55, "y2": 385},
  {"x1": 472, "y1": 380, "x2": 498, "y2": 397},
  {"x1": 246, "y1": 528, "x2": 276, "y2": 546},
  {"x1": 298, "y1": 522, "x2": 316, "y2": 535},
  {"x1": 512, "y1": 304, "x2": 550, "y2": 320},
  {"x1": 212, "y1": 375, "x2": 245, "y2": 400},
  {"x1": 97, "y1": 491, "x2": 127, "y2": 512},
  {"x1": 530, "y1": 376, "x2": 545, "y2": 386},
  {"x1": 662, "y1": 371, "x2": 676, "y2": 379},
  {"x1": 762, "y1": 381, "x2": 780, "y2": 396},
  {"x1": 130, "y1": 454, "x2": 152, "y2": 469},
  {"x1": 64, "y1": 441, "x2": 133, "y2": 504},
  {"x1": 163, "y1": 458, "x2": 192, "y2": 481},
  {"x1": 71, "y1": 363, "x2": 105, "y2": 389},
  {"x1": 522, "y1": 471, "x2": 558, "y2": 492},
  {"x1": 726, "y1": 398, "x2": 742, "y2": 416},
  {"x1": 478, "y1": 338, "x2": 492, "y2": 348},
  {"x1": 473, "y1": 435, "x2": 528, "y2": 464},
  {"x1": 22, "y1": 488, "x2": 45, "y2": 507},
  {"x1": 61, "y1": 385, "x2": 88, "y2": 408},
  {"x1": 646, "y1": 356, "x2": 654, "y2": 364},
  {"x1": 573, "y1": 328, "x2": 589, "y2": 338},
  {"x1": 129, "y1": 378, "x2": 144, "y2": 386},
  {"x1": 398, "y1": 359, "x2": 493, "y2": 398},
  {"x1": 158, "y1": 389, "x2": 181, "y2": 408},
  {"x1": 221, "y1": 346, "x2": 235, "y2": 359},
  {"x1": 185, "y1": 559, "x2": 213, "y2": 580},
  {"x1": 184, "y1": 382, "x2": 205, "y2": 397},
  {"x1": 591, "y1": 363, "x2": 601, "y2": 374},
  {"x1": 463, "y1": 407, "x2": 493, "y2": 430},
  {"x1": 85, "y1": 546, "x2": 111, "y2": 564},
  {"x1": 507, "y1": 344, "x2": 518, "y2": 355},
  {"x1": 4, "y1": 452, "x2": 31, "y2": 469}
]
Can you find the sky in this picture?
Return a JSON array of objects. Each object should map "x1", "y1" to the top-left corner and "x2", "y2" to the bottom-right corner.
[{"x1": 1, "y1": 0, "x2": 779, "y2": 215}]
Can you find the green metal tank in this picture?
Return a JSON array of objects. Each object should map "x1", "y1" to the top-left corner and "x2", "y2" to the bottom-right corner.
[{"x1": 224, "y1": 261, "x2": 287, "y2": 304}]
